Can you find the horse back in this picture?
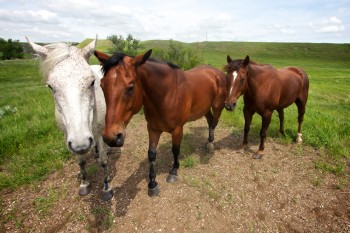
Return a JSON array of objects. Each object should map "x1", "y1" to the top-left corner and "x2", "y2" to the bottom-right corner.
[
  {"x1": 276, "y1": 67, "x2": 309, "y2": 107},
  {"x1": 186, "y1": 65, "x2": 227, "y2": 91},
  {"x1": 184, "y1": 65, "x2": 227, "y2": 118}
]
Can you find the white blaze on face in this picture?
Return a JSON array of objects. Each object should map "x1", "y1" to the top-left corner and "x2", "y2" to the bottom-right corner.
[{"x1": 229, "y1": 71, "x2": 238, "y2": 96}]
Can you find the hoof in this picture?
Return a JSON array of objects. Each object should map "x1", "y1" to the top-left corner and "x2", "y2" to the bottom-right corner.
[
  {"x1": 102, "y1": 189, "x2": 113, "y2": 201},
  {"x1": 253, "y1": 153, "x2": 263, "y2": 159},
  {"x1": 206, "y1": 142, "x2": 214, "y2": 153},
  {"x1": 78, "y1": 183, "x2": 91, "y2": 196},
  {"x1": 239, "y1": 143, "x2": 249, "y2": 151},
  {"x1": 166, "y1": 174, "x2": 178, "y2": 183},
  {"x1": 148, "y1": 185, "x2": 160, "y2": 197}
]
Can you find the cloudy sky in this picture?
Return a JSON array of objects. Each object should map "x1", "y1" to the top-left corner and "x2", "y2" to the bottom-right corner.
[{"x1": 1, "y1": 0, "x2": 349, "y2": 43}]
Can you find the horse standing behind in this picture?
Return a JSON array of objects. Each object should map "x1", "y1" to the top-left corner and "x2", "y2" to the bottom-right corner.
[
  {"x1": 26, "y1": 38, "x2": 113, "y2": 201},
  {"x1": 94, "y1": 49, "x2": 227, "y2": 196},
  {"x1": 224, "y1": 55, "x2": 309, "y2": 159}
]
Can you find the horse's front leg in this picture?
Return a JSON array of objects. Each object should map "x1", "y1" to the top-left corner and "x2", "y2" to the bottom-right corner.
[
  {"x1": 242, "y1": 106, "x2": 254, "y2": 150},
  {"x1": 97, "y1": 136, "x2": 113, "y2": 201},
  {"x1": 147, "y1": 127, "x2": 161, "y2": 196},
  {"x1": 77, "y1": 154, "x2": 91, "y2": 196},
  {"x1": 166, "y1": 126, "x2": 183, "y2": 183},
  {"x1": 254, "y1": 111, "x2": 272, "y2": 159}
]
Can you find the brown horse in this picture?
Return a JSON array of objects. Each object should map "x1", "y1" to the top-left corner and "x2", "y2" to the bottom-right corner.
[
  {"x1": 224, "y1": 55, "x2": 309, "y2": 159},
  {"x1": 94, "y1": 49, "x2": 227, "y2": 196}
]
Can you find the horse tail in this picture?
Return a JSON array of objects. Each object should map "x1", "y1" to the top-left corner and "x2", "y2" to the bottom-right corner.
[{"x1": 299, "y1": 69, "x2": 309, "y2": 102}]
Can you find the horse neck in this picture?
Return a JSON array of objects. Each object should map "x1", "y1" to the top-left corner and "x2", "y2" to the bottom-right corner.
[
  {"x1": 245, "y1": 65, "x2": 261, "y2": 95},
  {"x1": 137, "y1": 62, "x2": 178, "y2": 101}
]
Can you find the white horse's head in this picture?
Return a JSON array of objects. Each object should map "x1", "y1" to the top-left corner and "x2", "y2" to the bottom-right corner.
[{"x1": 27, "y1": 37, "x2": 99, "y2": 155}]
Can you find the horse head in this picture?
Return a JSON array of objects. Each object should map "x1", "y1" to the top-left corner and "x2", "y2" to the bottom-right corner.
[
  {"x1": 27, "y1": 37, "x2": 98, "y2": 155},
  {"x1": 224, "y1": 55, "x2": 250, "y2": 111},
  {"x1": 94, "y1": 49, "x2": 152, "y2": 147}
]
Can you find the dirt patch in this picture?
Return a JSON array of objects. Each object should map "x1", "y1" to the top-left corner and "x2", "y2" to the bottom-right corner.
[{"x1": 1, "y1": 114, "x2": 349, "y2": 232}]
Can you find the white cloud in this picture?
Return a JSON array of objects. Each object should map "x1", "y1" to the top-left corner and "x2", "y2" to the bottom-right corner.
[
  {"x1": 317, "y1": 25, "x2": 345, "y2": 33},
  {"x1": 315, "y1": 16, "x2": 345, "y2": 33},
  {"x1": 329, "y1": 16, "x2": 341, "y2": 24}
]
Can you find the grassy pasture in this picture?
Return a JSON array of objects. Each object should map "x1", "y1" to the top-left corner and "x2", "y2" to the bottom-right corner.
[{"x1": 0, "y1": 40, "x2": 349, "y2": 191}]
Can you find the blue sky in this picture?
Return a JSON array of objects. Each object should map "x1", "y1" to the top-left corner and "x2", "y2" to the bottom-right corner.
[{"x1": 0, "y1": 0, "x2": 349, "y2": 43}]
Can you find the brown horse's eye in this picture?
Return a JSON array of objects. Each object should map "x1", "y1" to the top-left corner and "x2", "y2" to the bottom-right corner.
[
  {"x1": 240, "y1": 77, "x2": 245, "y2": 85},
  {"x1": 126, "y1": 84, "x2": 134, "y2": 95}
]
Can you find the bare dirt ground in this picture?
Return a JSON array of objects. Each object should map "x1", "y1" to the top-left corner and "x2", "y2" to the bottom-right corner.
[{"x1": 1, "y1": 114, "x2": 349, "y2": 233}]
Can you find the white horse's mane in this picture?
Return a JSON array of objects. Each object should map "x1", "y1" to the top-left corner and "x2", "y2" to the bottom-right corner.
[{"x1": 39, "y1": 43, "x2": 75, "y2": 80}]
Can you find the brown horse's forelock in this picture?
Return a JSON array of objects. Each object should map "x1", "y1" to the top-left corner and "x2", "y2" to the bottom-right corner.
[
  {"x1": 224, "y1": 59, "x2": 244, "y2": 72},
  {"x1": 102, "y1": 52, "x2": 127, "y2": 74}
]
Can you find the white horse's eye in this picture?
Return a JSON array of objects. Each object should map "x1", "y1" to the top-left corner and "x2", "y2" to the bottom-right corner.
[
  {"x1": 46, "y1": 84, "x2": 55, "y2": 92},
  {"x1": 90, "y1": 80, "x2": 95, "y2": 88}
]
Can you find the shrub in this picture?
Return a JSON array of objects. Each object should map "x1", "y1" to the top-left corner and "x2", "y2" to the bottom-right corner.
[
  {"x1": 0, "y1": 38, "x2": 24, "y2": 60},
  {"x1": 152, "y1": 40, "x2": 203, "y2": 70}
]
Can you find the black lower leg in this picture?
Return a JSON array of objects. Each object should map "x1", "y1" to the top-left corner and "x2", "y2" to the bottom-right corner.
[
  {"x1": 167, "y1": 145, "x2": 180, "y2": 183},
  {"x1": 148, "y1": 148, "x2": 158, "y2": 189},
  {"x1": 208, "y1": 127, "x2": 214, "y2": 143},
  {"x1": 170, "y1": 145, "x2": 180, "y2": 175}
]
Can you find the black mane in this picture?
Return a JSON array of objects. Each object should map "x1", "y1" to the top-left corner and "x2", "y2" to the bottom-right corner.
[
  {"x1": 102, "y1": 51, "x2": 180, "y2": 74},
  {"x1": 102, "y1": 52, "x2": 126, "y2": 74},
  {"x1": 148, "y1": 58, "x2": 180, "y2": 69}
]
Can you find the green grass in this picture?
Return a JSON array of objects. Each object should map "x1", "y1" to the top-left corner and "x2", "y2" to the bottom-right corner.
[
  {"x1": 0, "y1": 59, "x2": 70, "y2": 190},
  {"x1": 0, "y1": 40, "x2": 349, "y2": 191}
]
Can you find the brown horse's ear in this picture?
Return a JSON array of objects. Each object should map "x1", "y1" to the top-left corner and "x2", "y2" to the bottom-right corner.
[
  {"x1": 134, "y1": 49, "x2": 152, "y2": 66},
  {"x1": 243, "y1": 55, "x2": 250, "y2": 67},
  {"x1": 94, "y1": 50, "x2": 110, "y2": 65},
  {"x1": 227, "y1": 55, "x2": 232, "y2": 64}
]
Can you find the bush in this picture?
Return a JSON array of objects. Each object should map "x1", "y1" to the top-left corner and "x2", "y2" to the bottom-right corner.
[
  {"x1": 0, "y1": 38, "x2": 24, "y2": 60},
  {"x1": 107, "y1": 34, "x2": 144, "y2": 56},
  {"x1": 151, "y1": 40, "x2": 203, "y2": 70}
]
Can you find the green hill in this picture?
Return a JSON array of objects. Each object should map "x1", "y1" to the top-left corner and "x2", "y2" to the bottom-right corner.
[{"x1": 83, "y1": 38, "x2": 350, "y2": 69}]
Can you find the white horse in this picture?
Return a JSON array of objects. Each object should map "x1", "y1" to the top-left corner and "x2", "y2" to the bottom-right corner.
[{"x1": 26, "y1": 37, "x2": 113, "y2": 201}]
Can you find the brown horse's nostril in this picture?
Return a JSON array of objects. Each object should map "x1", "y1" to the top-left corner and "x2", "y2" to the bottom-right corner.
[
  {"x1": 114, "y1": 133, "x2": 124, "y2": 146},
  {"x1": 103, "y1": 133, "x2": 124, "y2": 147},
  {"x1": 225, "y1": 102, "x2": 236, "y2": 111}
]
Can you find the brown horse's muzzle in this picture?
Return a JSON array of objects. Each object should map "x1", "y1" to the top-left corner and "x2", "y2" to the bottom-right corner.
[
  {"x1": 224, "y1": 102, "x2": 236, "y2": 111},
  {"x1": 102, "y1": 132, "x2": 125, "y2": 147}
]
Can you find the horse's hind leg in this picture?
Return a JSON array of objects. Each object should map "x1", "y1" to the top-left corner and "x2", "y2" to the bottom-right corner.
[
  {"x1": 295, "y1": 99, "x2": 306, "y2": 143},
  {"x1": 205, "y1": 108, "x2": 222, "y2": 153},
  {"x1": 277, "y1": 109, "x2": 285, "y2": 135},
  {"x1": 204, "y1": 111, "x2": 215, "y2": 153},
  {"x1": 77, "y1": 154, "x2": 91, "y2": 196},
  {"x1": 97, "y1": 136, "x2": 113, "y2": 201}
]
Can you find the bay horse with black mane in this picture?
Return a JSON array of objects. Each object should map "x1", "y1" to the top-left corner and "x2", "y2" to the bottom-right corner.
[
  {"x1": 94, "y1": 49, "x2": 227, "y2": 196},
  {"x1": 224, "y1": 55, "x2": 309, "y2": 159}
]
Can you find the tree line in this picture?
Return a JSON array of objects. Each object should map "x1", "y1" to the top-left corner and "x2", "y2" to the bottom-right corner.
[
  {"x1": 1, "y1": 34, "x2": 203, "y2": 69},
  {"x1": 107, "y1": 34, "x2": 203, "y2": 70}
]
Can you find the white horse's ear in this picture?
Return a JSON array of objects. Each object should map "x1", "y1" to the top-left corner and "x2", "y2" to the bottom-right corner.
[
  {"x1": 25, "y1": 36, "x2": 48, "y2": 59},
  {"x1": 82, "y1": 35, "x2": 97, "y2": 60}
]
